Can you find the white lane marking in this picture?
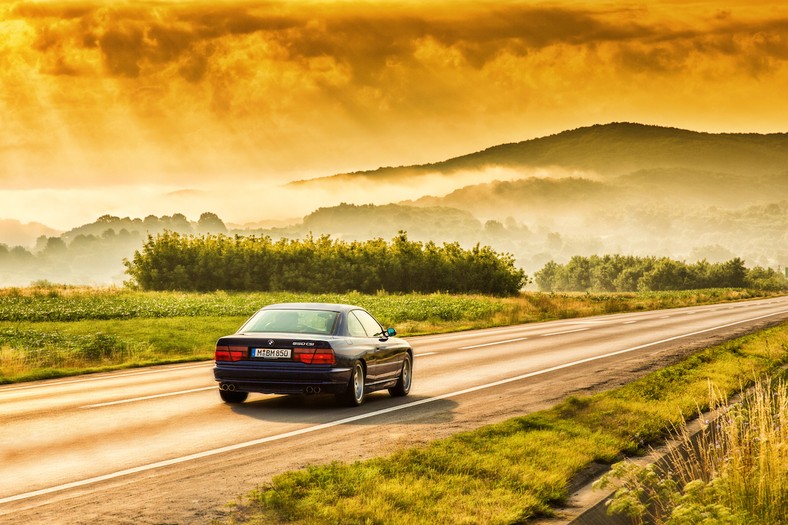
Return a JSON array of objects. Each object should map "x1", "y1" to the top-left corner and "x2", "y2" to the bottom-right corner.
[
  {"x1": 2, "y1": 307, "x2": 787, "y2": 506},
  {"x1": 541, "y1": 328, "x2": 589, "y2": 337},
  {"x1": 659, "y1": 316, "x2": 671, "y2": 319},
  {"x1": 80, "y1": 387, "x2": 217, "y2": 409},
  {"x1": 623, "y1": 321, "x2": 637, "y2": 325},
  {"x1": 459, "y1": 337, "x2": 529, "y2": 350},
  {"x1": 410, "y1": 320, "x2": 603, "y2": 343},
  {"x1": 0, "y1": 363, "x2": 214, "y2": 393},
  {"x1": 415, "y1": 352, "x2": 437, "y2": 357}
]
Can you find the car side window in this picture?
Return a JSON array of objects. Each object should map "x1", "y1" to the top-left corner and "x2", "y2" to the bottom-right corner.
[
  {"x1": 347, "y1": 312, "x2": 368, "y2": 337},
  {"x1": 352, "y1": 310, "x2": 384, "y2": 338}
]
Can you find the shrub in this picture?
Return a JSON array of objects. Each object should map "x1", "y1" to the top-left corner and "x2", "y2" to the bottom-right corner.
[{"x1": 124, "y1": 231, "x2": 528, "y2": 296}]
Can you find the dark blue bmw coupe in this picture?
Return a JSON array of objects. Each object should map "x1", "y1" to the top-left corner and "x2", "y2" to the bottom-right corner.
[{"x1": 214, "y1": 303, "x2": 413, "y2": 406}]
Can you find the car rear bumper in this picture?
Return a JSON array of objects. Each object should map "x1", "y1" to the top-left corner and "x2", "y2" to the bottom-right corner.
[{"x1": 214, "y1": 362, "x2": 352, "y2": 395}]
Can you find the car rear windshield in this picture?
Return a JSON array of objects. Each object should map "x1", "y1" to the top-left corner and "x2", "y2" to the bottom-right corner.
[{"x1": 239, "y1": 309, "x2": 339, "y2": 335}]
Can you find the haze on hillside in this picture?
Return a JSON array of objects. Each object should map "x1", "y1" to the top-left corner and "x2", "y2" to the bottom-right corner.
[{"x1": 278, "y1": 123, "x2": 788, "y2": 273}]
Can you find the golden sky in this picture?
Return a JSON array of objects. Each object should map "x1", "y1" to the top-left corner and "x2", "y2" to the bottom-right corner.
[{"x1": 2, "y1": 0, "x2": 788, "y2": 228}]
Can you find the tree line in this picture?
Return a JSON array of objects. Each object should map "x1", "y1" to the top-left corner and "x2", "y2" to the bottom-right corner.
[
  {"x1": 123, "y1": 231, "x2": 528, "y2": 296},
  {"x1": 534, "y1": 255, "x2": 788, "y2": 292}
]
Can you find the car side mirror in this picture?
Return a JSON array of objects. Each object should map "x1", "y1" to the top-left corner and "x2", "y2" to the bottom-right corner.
[{"x1": 387, "y1": 328, "x2": 397, "y2": 337}]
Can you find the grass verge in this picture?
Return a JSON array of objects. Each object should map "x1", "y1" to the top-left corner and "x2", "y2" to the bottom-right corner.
[
  {"x1": 217, "y1": 323, "x2": 788, "y2": 525},
  {"x1": 0, "y1": 316, "x2": 245, "y2": 383}
]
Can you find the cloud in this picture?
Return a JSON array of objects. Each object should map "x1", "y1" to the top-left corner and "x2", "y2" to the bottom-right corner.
[
  {"x1": 2, "y1": 0, "x2": 788, "y2": 202},
  {"x1": 11, "y1": 2, "x2": 787, "y2": 82}
]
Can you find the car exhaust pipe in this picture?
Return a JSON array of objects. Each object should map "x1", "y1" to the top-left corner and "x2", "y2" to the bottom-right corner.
[
  {"x1": 305, "y1": 386, "x2": 322, "y2": 394},
  {"x1": 220, "y1": 383, "x2": 236, "y2": 391}
]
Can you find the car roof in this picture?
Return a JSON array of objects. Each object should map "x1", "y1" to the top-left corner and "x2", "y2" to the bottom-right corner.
[{"x1": 260, "y1": 303, "x2": 361, "y2": 313}]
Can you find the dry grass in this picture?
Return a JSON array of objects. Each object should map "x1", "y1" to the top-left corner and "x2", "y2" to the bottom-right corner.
[{"x1": 599, "y1": 375, "x2": 788, "y2": 525}]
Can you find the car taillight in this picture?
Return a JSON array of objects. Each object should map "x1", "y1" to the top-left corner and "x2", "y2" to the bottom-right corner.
[
  {"x1": 215, "y1": 345, "x2": 246, "y2": 362},
  {"x1": 293, "y1": 347, "x2": 335, "y2": 365}
]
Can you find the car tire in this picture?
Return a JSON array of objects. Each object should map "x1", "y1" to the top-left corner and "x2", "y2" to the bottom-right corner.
[
  {"x1": 388, "y1": 354, "x2": 412, "y2": 397},
  {"x1": 337, "y1": 361, "x2": 366, "y2": 407},
  {"x1": 219, "y1": 389, "x2": 249, "y2": 404}
]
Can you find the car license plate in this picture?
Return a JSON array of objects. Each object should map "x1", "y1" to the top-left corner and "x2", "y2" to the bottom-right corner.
[{"x1": 252, "y1": 348, "x2": 292, "y2": 359}]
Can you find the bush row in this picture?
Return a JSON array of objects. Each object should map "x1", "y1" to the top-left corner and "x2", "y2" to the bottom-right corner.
[
  {"x1": 123, "y1": 232, "x2": 528, "y2": 296},
  {"x1": 534, "y1": 255, "x2": 788, "y2": 292}
]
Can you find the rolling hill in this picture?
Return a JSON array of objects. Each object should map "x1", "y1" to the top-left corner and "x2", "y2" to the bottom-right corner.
[{"x1": 289, "y1": 122, "x2": 788, "y2": 187}]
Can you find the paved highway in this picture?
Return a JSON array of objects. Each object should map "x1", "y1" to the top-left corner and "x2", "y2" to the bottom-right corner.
[{"x1": 2, "y1": 297, "x2": 787, "y2": 524}]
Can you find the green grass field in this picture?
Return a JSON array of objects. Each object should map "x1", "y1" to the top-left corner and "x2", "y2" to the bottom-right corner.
[{"x1": 0, "y1": 285, "x2": 779, "y2": 384}]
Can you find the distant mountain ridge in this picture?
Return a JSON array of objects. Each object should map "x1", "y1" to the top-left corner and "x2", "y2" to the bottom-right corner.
[{"x1": 290, "y1": 123, "x2": 788, "y2": 185}]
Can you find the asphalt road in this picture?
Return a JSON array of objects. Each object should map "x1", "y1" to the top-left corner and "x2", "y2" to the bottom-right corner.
[{"x1": 2, "y1": 296, "x2": 787, "y2": 524}]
